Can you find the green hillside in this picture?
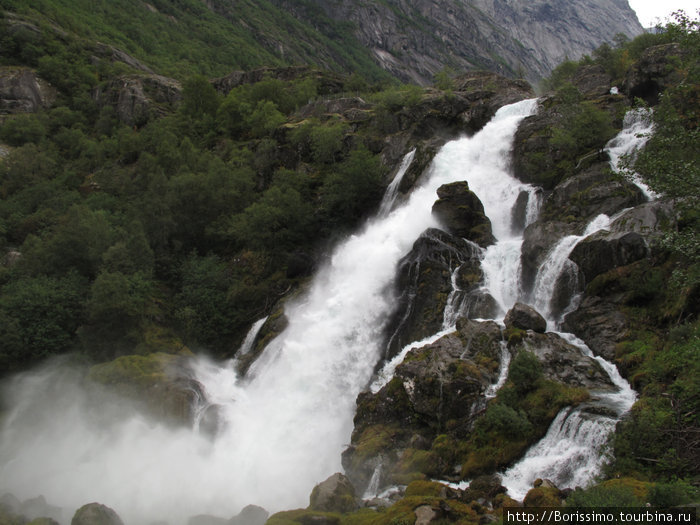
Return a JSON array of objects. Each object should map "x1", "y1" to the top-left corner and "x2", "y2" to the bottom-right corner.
[{"x1": 0, "y1": 0, "x2": 392, "y2": 81}]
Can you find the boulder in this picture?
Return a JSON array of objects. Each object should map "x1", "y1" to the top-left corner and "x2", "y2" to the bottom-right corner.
[
  {"x1": 504, "y1": 303, "x2": 547, "y2": 333},
  {"x1": 87, "y1": 351, "x2": 202, "y2": 427},
  {"x1": 0, "y1": 67, "x2": 56, "y2": 114},
  {"x1": 568, "y1": 199, "x2": 676, "y2": 286},
  {"x1": 309, "y1": 473, "x2": 359, "y2": 513},
  {"x1": 516, "y1": 331, "x2": 615, "y2": 390},
  {"x1": 432, "y1": 182, "x2": 495, "y2": 247},
  {"x1": 569, "y1": 230, "x2": 648, "y2": 285},
  {"x1": 71, "y1": 503, "x2": 124, "y2": 525},
  {"x1": 230, "y1": 505, "x2": 269, "y2": 525}
]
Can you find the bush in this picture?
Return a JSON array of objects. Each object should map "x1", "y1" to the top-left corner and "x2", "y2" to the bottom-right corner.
[{"x1": 508, "y1": 350, "x2": 542, "y2": 394}]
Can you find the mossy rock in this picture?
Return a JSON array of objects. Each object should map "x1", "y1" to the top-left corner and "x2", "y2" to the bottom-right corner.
[
  {"x1": 266, "y1": 509, "x2": 341, "y2": 525},
  {"x1": 523, "y1": 487, "x2": 562, "y2": 507},
  {"x1": 87, "y1": 351, "x2": 199, "y2": 424},
  {"x1": 405, "y1": 480, "x2": 446, "y2": 498},
  {"x1": 599, "y1": 478, "x2": 652, "y2": 502}
]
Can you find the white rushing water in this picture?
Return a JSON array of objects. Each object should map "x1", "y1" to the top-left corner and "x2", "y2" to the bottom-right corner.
[
  {"x1": 378, "y1": 148, "x2": 416, "y2": 217},
  {"x1": 531, "y1": 214, "x2": 612, "y2": 324},
  {"x1": 605, "y1": 107, "x2": 657, "y2": 200},
  {"x1": 500, "y1": 332, "x2": 636, "y2": 500},
  {"x1": 0, "y1": 99, "x2": 539, "y2": 524}
]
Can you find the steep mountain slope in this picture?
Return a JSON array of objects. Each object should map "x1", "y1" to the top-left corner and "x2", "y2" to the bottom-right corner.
[
  {"x1": 271, "y1": 0, "x2": 643, "y2": 84},
  {"x1": 1, "y1": 0, "x2": 642, "y2": 84}
]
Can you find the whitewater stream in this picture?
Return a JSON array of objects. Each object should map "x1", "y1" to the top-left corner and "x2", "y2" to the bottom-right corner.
[{"x1": 0, "y1": 99, "x2": 644, "y2": 523}]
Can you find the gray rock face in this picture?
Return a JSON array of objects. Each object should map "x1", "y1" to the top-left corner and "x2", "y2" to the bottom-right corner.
[
  {"x1": 92, "y1": 74, "x2": 182, "y2": 126},
  {"x1": 271, "y1": 0, "x2": 642, "y2": 85},
  {"x1": 519, "y1": 331, "x2": 614, "y2": 390},
  {"x1": 561, "y1": 296, "x2": 628, "y2": 361},
  {"x1": 0, "y1": 67, "x2": 56, "y2": 114},
  {"x1": 71, "y1": 503, "x2": 124, "y2": 525},
  {"x1": 504, "y1": 303, "x2": 547, "y2": 333},
  {"x1": 543, "y1": 162, "x2": 646, "y2": 223}
]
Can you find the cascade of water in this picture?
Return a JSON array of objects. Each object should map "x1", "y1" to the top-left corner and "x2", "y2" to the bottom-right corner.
[
  {"x1": 531, "y1": 214, "x2": 612, "y2": 324},
  {"x1": 378, "y1": 148, "x2": 416, "y2": 217},
  {"x1": 605, "y1": 107, "x2": 657, "y2": 200},
  {"x1": 0, "y1": 99, "x2": 538, "y2": 524},
  {"x1": 499, "y1": 332, "x2": 636, "y2": 498},
  {"x1": 236, "y1": 316, "x2": 268, "y2": 356}
]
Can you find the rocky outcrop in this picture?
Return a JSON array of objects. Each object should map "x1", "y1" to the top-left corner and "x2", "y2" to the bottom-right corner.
[
  {"x1": 345, "y1": 316, "x2": 613, "y2": 494},
  {"x1": 504, "y1": 303, "x2": 547, "y2": 333},
  {"x1": 213, "y1": 66, "x2": 345, "y2": 96},
  {"x1": 569, "y1": 230, "x2": 649, "y2": 286},
  {"x1": 432, "y1": 181, "x2": 495, "y2": 247},
  {"x1": 72, "y1": 503, "x2": 124, "y2": 525},
  {"x1": 309, "y1": 473, "x2": 359, "y2": 513},
  {"x1": 383, "y1": 228, "x2": 490, "y2": 358},
  {"x1": 0, "y1": 67, "x2": 56, "y2": 114},
  {"x1": 344, "y1": 319, "x2": 503, "y2": 490},
  {"x1": 542, "y1": 162, "x2": 645, "y2": 223},
  {"x1": 87, "y1": 351, "x2": 203, "y2": 427},
  {"x1": 518, "y1": 331, "x2": 614, "y2": 390},
  {"x1": 624, "y1": 43, "x2": 688, "y2": 104},
  {"x1": 92, "y1": 74, "x2": 182, "y2": 126},
  {"x1": 561, "y1": 296, "x2": 628, "y2": 361}
]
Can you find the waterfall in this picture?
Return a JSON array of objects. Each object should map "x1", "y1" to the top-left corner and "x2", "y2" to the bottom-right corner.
[
  {"x1": 236, "y1": 316, "x2": 268, "y2": 356},
  {"x1": 531, "y1": 214, "x2": 612, "y2": 324},
  {"x1": 0, "y1": 99, "x2": 538, "y2": 524},
  {"x1": 605, "y1": 107, "x2": 657, "y2": 200},
  {"x1": 378, "y1": 148, "x2": 416, "y2": 216},
  {"x1": 499, "y1": 333, "x2": 636, "y2": 499}
]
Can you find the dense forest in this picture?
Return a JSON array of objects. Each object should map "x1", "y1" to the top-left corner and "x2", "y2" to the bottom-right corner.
[{"x1": 0, "y1": 2, "x2": 698, "y2": 523}]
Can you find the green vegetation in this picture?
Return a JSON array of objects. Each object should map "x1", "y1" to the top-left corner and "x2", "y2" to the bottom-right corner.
[
  {"x1": 0, "y1": 7, "x2": 399, "y2": 371},
  {"x1": 0, "y1": 0, "x2": 392, "y2": 81}
]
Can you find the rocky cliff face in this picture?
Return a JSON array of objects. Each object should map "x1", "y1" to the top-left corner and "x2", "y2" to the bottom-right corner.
[{"x1": 272, "y1": 0, "x2": 642, "y2": 85}]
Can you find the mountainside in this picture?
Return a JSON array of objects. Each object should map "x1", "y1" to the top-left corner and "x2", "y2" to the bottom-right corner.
[
  {"x1": 274, "y1": 0, "x2": 644, "y2": 84},
  {"x1": 1, "y1": 0, "x2": 642, "y2": 84}
]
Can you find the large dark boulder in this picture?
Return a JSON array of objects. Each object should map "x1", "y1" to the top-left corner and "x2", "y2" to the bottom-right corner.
[
  {"x1": 569, "y1": 230, "x2": 648, "y2": 286},
  {"x1": 71, "y1": 503, "x2": 124, "y2": 525},
  {"x1": 432, "y1": 181, "x2": 495, "y2": 247},
  {"x1": 504, "y1": 303, "x2": 547, "y2": 333},
  {"x1": 568, "y1": 199, "x2": 676, "y2": 286},
  {"x1": 517, "y1": 331, "x2": 614, "y2": 390}
]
